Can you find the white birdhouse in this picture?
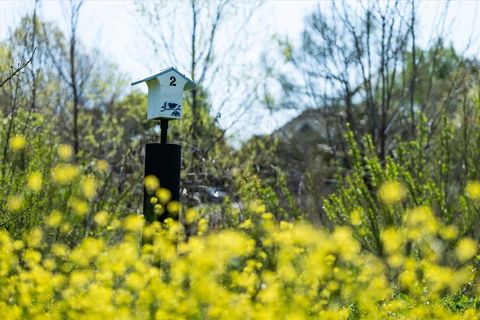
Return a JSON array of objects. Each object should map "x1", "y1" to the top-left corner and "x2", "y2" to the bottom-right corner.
[{"x1": 132, "y1": 67, "x2": 195, "y2": 120}]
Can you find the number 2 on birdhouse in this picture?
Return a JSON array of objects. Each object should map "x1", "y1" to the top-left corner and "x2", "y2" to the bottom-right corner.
[{"x1": 169, "y1": 76, "x2": 176, "y2": 86}]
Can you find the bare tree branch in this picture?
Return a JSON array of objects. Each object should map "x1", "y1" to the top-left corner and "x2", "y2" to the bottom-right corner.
[{"x1": 0, "y1": 48, "x2": 36, "y2": 88}]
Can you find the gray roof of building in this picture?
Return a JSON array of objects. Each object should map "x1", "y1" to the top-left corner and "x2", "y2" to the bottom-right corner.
[{"x1": 131, "y1": 67, "x2": 196, "y2": 90}]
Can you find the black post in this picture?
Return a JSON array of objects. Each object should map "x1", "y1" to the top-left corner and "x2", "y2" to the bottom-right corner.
[
  {"x1": 143, "y1": 143, "x2": 181, "y2": 223},
  {"x1": 160, "y1": 119, "x2": 169, "y2": 144},
  {"x1": 143, "y1": 120, "x2": 180, "y2": 223}
]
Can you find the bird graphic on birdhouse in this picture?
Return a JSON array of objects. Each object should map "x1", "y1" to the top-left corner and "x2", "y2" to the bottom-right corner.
[{"x1": 132, "y1": 67, "x2": 195, "y2": 120}]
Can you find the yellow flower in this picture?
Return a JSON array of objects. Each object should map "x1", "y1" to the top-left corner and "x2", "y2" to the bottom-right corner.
[
  {"x1": 350, "y1": 209, "x2": 362, "y2": 226},
  {"x1": 23, "y1": 249, "x2": 41, "y2": 266},
  {"x1": 45, "y1": 210, "x2": 63, "y2": 227},
  {"x1": 69, "y1": 270, "x2": 91, "y2": 287},
  {"x1": 7, "y1": 195, "x2": 24, "y2": 212},
  {"x1": 185, "y1": 208, "x2": 199, "y2": 224},
  {"x1": 94, "y1": 210, "x2": 109, "y2": 226},
  {"x1": 378, "y1": 181, "x2": 406, "y2": 205},
  {"x1": 465, "y1": 180, "x2": 480, "y2": 200},
  {"x1": 52, "y1": 244, "x2": 68, "y2": 257},
  {"x1": 398, "y1": 270, "x2": 416, "y2": 289},
  {"x1": 249, "y1": 200, "x2": 266, "y2": 214},
  {"x1": 26, "y1": 228, "x2": 43, "y2": 247},
  {"x1": 60, "y1": 222, "x2": 72, "y2": 234},
  {"x1": 144, "y1": 175, "x2": 159, "y2": 193},
  {"x1": 262, "y1": 212, "x2": 274, "y2": 220},
  {"x1": 333, "y1": 227, "x2": 360, "y2": 261},
  {"x1": 325, "y1": 254, "x2": 336, "y2": 265},
  {"x1": 9, "y1": 134, "x2": 26, "y2": 151},
  {"x1": 123, "y1": 215, "x2": 144, "y2": 232},
  {"x1": 240, "y1": 218, "x2": 253, "y2": 229},
  {"x1": 387, "y1": 254, "x2": 404, "y2": 268},
  {"x1": 107, "y1": 219, "x2": 120, "y2": 230},
  {"x1": 154, "y1": 204, "x2": 164, "y2": 215},
  {"x1": 27, "y1": 171, "x2": 43, "y2": 192},
  {"x1": 197, "y1": 218, "x2": 208, "y2": 235},
  {"x1": 167, "y1": 201, "x2": 181, "y2": 214},
  {"x1": 96, "y1": 159, "x2": 109, "y2": 172},
  {"x1": 279, "y1": 220, "x2": 293, "y2": 230},
  {"x1": 155, "y1": 188, "x2": 172, "y2": 204},
  {"x1": 13, "y1": 240, "x2": 24, "y2": 250},
  {"x1": 81, "y1": 176, "x2": 97, "y2": 200},
  {"x1": 456, "y1": 238, "x2": 477, "y2": 262},
  {"x1": 381, "y1": 228, "x2": 403, "y2": 254},
  {"x1": 406, "y1": 206, "x2": 438, "y2": 239},
  {"x1": 43, "y1": 258, "x2": 56, "y2": 271},
  {"x1": 440, "y1": 225, "x2": 458, "y2": 240},
  {"x1": 69, "y1": 199, "x2": 89, "y2": 216},
  {"x1": 51, "y1": 164, "x2": 79, "y2": 184},
  {"x1": 57, "y1": 144, "x2": 73, "y2": 160},
  {"x1": 125, "y1": 272, "x2": 145, "y2": 291}
]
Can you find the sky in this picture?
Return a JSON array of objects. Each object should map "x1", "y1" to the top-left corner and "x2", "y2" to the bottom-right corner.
[
  {"x1": 0, "y1": 0, "x2": 316, "y2": 85},
  {"x1": 1, "y1": 0, "x2": 480, "y2": 143}
]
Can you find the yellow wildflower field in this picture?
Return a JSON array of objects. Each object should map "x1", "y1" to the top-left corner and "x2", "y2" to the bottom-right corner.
[{"x1": 0, "y1": 206, "x2": 478, "y2": 319}]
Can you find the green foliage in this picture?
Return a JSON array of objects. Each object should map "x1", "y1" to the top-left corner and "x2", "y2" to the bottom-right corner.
[
  {"x1": 324, "y1": 106, "x2": 480, "y2": 254},
  {"x1": 444, "y1": 292, "x2": 480, "y2": 314},
  {"x1": 0, "y1": 108, "x2": 139, "y2": 244},
  {"x1": 233, "y1": 136, "x2": 302, "y2": 222}
]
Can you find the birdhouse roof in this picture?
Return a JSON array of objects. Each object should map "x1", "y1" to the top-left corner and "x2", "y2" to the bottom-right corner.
[{"x1": 131, "y1": 67, "x2": 196, "y2": 90}]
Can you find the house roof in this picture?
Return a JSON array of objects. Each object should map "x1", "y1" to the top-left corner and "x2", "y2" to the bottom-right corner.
[
  {"x1": 272, "y1": 108, "x2": 329, "y2": 141},
  {"x1": 131, "y1": 67, "x2": 196, "y2": 90}
]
